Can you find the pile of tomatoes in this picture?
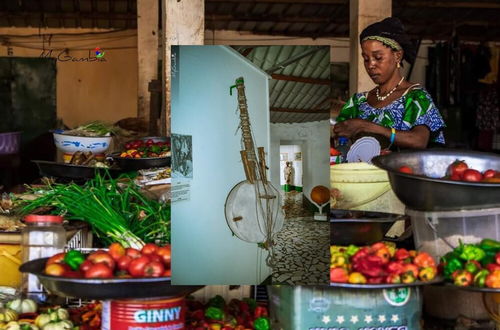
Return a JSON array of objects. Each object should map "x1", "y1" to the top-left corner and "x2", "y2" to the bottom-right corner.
[
  {"x1": 44, "y1": 243, "x2": 171, "y2": 279},
  {"x1": 398, "y1": 159, "x2": 500, "y2": 183},
  {"x1": 120, "y1": 139, "x2": 170, "y2": 159}
]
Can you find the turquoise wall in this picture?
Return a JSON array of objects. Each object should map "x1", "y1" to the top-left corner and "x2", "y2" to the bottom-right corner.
[{"x1": 171, "y1": 46, "x2": 272, "y2": 284}]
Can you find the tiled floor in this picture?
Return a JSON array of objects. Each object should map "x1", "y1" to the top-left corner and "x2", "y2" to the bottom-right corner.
[{"x1": 271, "y1": 191, "x2": 330, "y2": 285}]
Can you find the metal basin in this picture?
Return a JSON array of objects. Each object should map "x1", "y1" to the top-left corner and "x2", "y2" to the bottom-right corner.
[
  {"x1": 330, "y1": 209, "x2": 407, "y2": 245},
  {"x1": 20, "y1": 258, "x2": 201, "y2": 300},
  {"x1": 372, "y1": 149, "x2": 500, "y2": 211}
]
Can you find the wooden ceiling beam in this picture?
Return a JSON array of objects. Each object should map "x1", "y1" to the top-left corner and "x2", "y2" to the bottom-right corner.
[
  {"x1": 402, "y1": 1, "x2": 500, "y2": 9},
  {"x1": 206, "y1": 14, "x2": 343, "y2": 24},
  {"x1": 271, "y1": 107, "x2": 329, "y2": 114},
  {"x1": 207, "y1": 0, "x2": 347, "y2": 4},
  {"x1": 0, "y1": 12, "x2": 137, "y2": 21},
  {"x1": 271, "y1": 74, "x2": 330, "y2": 85}
]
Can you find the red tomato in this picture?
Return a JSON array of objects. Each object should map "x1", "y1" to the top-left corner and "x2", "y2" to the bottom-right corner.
[
  {"x1": 447, "y1": 160, "x2": 468, "y2": 178},
  {"x1": 450, "y1": 173, "x2": 461, "y2": 181},
  {"x1": 108, "y1": 242, "x2": 126, "y2": 261},
  {"x1": 125, "y1": 248, "x2": 141, "y2": 259},
  {"x1": 462, "y1": 169, "x2": 483, "y2": 182},
  {"x1": 79, "y1": 260, "x2": 94, "y2": 273},
  {"x1": 45, "y1": 263, "x2": 70, "y2": 276},
  {"x1": 141, "y1": 243, "x2": 159, "y2": 255},
  {"x1": 398, "y1": 166, "x2": 413, "y2": 174},
  {"x1": 157, "y1": 246, "x2": 171, "y2": 266},
  {"x1": 117, "y1": 255, "x2": 133, "y2": 271},
  {"x1": 146, "y1": 139, "x2": 154, "y2": 146},
  {"x1": 125, "y1": 143, "x2": 132, "y2": 149},
  {"x1": 88, "y1": 251, "x2": 116, "y2": 270},
  {"x1": 144, "y1": 261, "x2": 165, "y2": 277},
  {"x1": 85, "y1": 263, "x2": 113, "y2": 279},
  {"x1": 163, "y1": 269, "x2": 171, "y2": 277},
  {"x1": 128, "y1": 255, "x2": 151, "y2": 277},
  {"x1": 46, "y1": 252, "x2": 66, "y2": 265},
  {"x1": 148, "y1": 254, "x2": 162, "y2": 264},
  {"x1": 65, "y1": 270, "x2": 84, "y2": 278},
  {"x1": 483, "y1": 169, "x2": 497, "y2": 179}
]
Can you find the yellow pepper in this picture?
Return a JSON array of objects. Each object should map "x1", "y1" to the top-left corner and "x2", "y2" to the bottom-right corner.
[
  {"x1": 348, "y1": 272, "x2": 367, "y2": 284},
  {"x1": 330, "y1": 253, "x2": 347, "y2": 268},
  {"x1": 418, "y1": 266, "x2": 437, "y2": 282}
]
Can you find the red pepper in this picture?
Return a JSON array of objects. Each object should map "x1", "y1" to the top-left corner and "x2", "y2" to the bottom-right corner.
[
  {"x1": 413, "y1": 252, "x2": 436, "y2": 268},
  {"x1": 330, "y1": 267, "x2": 349, "y2": 283},
  {"x1": 386, "y1": 261, "x2": 405, "y2": 275},
  {"x1": 254, "y1": 306, "x2": 268, "y2": 318},
  {"x1": 351, "y1": 247, "x2": 370, "y2": 264},
  {"x1": 394, "y1": 248, "x2": 411, "y2": 261},
  {"x1": 367, "y1": 276, "x2": 385, "y2": 284},
  {"x1": 402, "y1": 263, "x2": 419, "y2": 278},
  {"x1": 486, "y1": 270, "x2": 500, "y2": 288},
  {"x1": 190, "y1": 309, "x2": 205, "y2": 320},
  {"x1": 386, "y1": 274, "x2": 402, "y2": 283},
  {"x1": 486, "y1": 263, "x2": 500, "y2": 273},
  {"x1": 353, "y1": 255, "x2": 386, "y2": 278},
  {"x1": 453, "y1": 270, "x2": 473, "y2": 287}
]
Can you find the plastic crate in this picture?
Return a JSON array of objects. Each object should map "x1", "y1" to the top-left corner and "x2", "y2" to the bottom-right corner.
[{"x1": 408, "y1": 207, "x2": 500, "y2": 261}]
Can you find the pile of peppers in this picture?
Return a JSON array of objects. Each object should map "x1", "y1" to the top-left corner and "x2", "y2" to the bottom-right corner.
[
  {"x1": 330, "y1": 242, "x2": 438, "y2": 284},
  {"x1": 440, "y1": 238, "x2": 500, "y2": 288},
  {"x1": 185, "y1": 295, "x2": 271, "y2": 330}
]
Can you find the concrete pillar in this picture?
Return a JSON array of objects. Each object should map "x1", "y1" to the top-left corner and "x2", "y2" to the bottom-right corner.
[
  {"x1": 137, "y1": 0, "x2": 159, "y2": 120},
  {"x1": 349, "y1": 0, "x2": 392, "y2": 95},
  {"x1": 162, "y1": 0, "x2": 204, "y2": 136}
]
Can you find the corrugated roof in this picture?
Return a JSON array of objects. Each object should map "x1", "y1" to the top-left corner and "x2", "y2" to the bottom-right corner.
[{"x1": 235, "y1": 45, "x2": 331, "y2": 123}]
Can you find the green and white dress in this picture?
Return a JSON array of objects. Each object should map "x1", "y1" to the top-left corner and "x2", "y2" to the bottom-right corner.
[{"x1": 336, "y1": 88, "x2": 445, "y2": 144}]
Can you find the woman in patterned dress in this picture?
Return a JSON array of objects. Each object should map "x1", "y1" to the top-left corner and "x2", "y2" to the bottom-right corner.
[{"x1": 333, "y1": 17, "x2": 445, "y2": 149}]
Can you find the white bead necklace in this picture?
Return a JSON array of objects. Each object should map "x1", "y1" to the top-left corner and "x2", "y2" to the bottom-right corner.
[{"x1": 376, "y1": 76, "x2": 405, "y2": 101}]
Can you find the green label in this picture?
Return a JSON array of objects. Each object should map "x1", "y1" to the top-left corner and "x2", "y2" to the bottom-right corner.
[{"x1": 383, "y1": 288, "x2": 411, "y2": 307}]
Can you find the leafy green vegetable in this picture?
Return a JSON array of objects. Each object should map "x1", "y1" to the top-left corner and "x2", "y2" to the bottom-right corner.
[
  {"x1": 19, "y1": 172, "x2": 170, "y2": 249},
  {"x1": 64, "y1": 121, "x2": 120, "y2": 137}
]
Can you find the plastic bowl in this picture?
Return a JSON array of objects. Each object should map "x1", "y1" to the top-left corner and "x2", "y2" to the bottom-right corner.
[
  {"x1": 372, "y1": 149, "x2": 500, "y2": 211},
  {"x1": 53, "y1": 133, "x2": 112, "y2": 154}
]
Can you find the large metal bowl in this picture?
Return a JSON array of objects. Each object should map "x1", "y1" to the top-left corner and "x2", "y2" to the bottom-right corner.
[
  {"x1": 20, "y1": 258, "x2": 201, "y2": 300},
  {"x1": 372, "y1": 149, "x2": 500, "y2": 211},
  {"x1": 330, "y1": 209, "x2": 407, "y2": 245}
]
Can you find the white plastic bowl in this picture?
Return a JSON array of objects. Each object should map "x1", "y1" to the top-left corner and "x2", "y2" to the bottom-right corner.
[{"x1": 53, "y1": 132, "x2": 112, "y2": 154}]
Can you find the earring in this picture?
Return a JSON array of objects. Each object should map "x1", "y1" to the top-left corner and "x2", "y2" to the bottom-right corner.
[{"x1": 397, "y1": 62, "x2": 401, "y2": 69}]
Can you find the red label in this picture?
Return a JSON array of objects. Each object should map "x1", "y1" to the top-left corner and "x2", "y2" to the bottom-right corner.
[{"x1": 102, "y1": 297, "x2": 185, "y2": 330}]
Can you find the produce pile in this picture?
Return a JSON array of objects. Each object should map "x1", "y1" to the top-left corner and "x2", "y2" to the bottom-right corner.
[
  {"x1": 330, "y1": 242, "x2": 438, "y2": 284},
  {"x1": 120, "y1": 139, "x2": 171, "y2": 159},
  {"x1": 67, "y1": 152, "x2": 109, "y2": 168},
  {"x1": 440, "y1": 239, "x2": 500, "y2": 289},
  {"x1": 61, "y1": 121, "x2": 118, "y2": 137},
  {"x1": 20, "y1": 173, "x2": 170, "y2": 249},
  {"x1": 185, "y1": 295, "x2": 270, "y2": 330},
  {"x1": 398, "y1": 159, "x2": 500, "y2": 183},
  {"x1": 43, "y1": 242, "x2": 171, "y2": 279},
  {"x1": 0, "y1": 297, "x2": 74, "y2": 330}
]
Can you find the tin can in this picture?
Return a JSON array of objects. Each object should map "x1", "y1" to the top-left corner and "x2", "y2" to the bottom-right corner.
[{"x1": 101, "y1": 296, "x2": 185, "y2": 330}]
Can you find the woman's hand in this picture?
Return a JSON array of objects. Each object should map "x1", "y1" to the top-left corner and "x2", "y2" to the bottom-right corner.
[{"x1": 333, "y1": 119, "x2": 368, "y2": 138}]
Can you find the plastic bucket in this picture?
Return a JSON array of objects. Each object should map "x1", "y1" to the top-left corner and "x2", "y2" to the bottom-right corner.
[
  {"x1": 269, "y1": 285, "x2": 422, "y2": 329},
  {"x1": 101, "y1": 296, "x2": 186, "y2": 330},
  {"x1": 330, "y1": 163, "x2": 405, "y2": 214},
  {"x1": 0, "y1": 132, "x2": 21, "y2": 155}
]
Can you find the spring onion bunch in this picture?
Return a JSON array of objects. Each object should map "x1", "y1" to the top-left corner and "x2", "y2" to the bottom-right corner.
[{"x1": 20, "y1": 173, "x2": 170, "y2": 249}]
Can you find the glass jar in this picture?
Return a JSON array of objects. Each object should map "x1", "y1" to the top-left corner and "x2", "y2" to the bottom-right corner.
[{"x1": 21, "y1": 215, "x2": 66, "y2": 301}]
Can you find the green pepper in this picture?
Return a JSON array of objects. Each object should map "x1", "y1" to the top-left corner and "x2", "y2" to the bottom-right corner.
[
  {"x1": 481, "y1": 250, "x2": 497, "y2": 267},
  {"x1": 479, "y1": 239, "x2": 500, "y2": 252},
  {"x1": 346, "y1": 244, "x2": 360, "y2": 257},
  {"x1": 63, "y1": 250, "x2": 85, "y2": 270},
  {"x1": 254, "y1": 317, "x2": 271, "y2": 330},
  {"x1": 474, "y1": 269, "x2": 489, "y2": 287},
  {"x1": 459, "y1": 244, "x2": 486, "y2": 261},
  {"x1": 208, "y1": 295, "x2": 226, "y2": 309},
  {"x1": 205, "y1": 306, "x2": 224, "y2": 320},
  {"x1": 464, "y1": 260, "x2": 481, "y2": 274},
  {"x1": 444, "y1": 257, "x2": 463, "y2": 280}
]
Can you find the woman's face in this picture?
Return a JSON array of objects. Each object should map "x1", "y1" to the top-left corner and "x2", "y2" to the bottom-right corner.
[{"x1": 361, "y1": 40, "x2": 401, "y2": 85}]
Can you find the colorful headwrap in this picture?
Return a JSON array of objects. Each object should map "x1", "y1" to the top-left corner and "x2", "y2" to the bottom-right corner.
[{"x1": 360, "y1": 17, "x2": 416, "y2": 65}]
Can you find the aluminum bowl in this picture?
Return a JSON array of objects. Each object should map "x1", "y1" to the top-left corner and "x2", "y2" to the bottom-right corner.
[
  {"x1": 330, "y1": 209, "x2": 407, "y2": 245},
  {"x1": 372, "y1": 149, "x2": 500, "y2": 211}
]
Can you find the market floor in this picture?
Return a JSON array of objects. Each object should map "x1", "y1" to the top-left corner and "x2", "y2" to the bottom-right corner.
[{"x1": 271, "y1": 191, "x2": 330, "y2": 285}]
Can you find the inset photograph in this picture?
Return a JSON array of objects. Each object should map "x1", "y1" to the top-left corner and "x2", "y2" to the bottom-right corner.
[{"x1": 171, "y1": 45, "x2": 331, "y2": 285}]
